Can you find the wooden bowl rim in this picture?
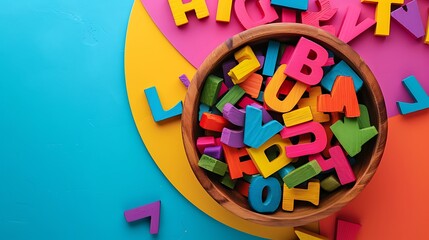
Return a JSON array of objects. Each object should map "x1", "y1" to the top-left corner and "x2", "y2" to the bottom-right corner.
[{"x1": 181, "y1": 23, "x2": 388, "y2": 226}]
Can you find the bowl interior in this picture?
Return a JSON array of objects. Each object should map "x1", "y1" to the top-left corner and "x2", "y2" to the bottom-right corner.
[{"x1": 181, "y1": 23, "x2": 388, "y2": 226}]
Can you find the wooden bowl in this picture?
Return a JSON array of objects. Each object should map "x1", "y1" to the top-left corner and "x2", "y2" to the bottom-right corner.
[{"x1": 181, "y1": 23, "x2": 388, "y2": 226}]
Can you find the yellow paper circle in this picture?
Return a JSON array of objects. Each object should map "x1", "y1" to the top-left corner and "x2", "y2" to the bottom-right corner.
[{"x1": 124, "y1": 1, "x2": 318, "y2": 238}]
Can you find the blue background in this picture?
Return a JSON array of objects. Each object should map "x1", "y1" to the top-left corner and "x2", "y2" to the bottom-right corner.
[{"x1": 0, "y1": 1, "x2": 260, "y2": 239}]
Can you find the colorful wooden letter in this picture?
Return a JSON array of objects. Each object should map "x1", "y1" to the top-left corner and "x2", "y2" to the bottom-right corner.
[
  {"x1": 295, "y1": 227, "x2": 328, "y2": 240},
  {"x1": 249, "y1": 176, "x2": 282, "y2": 213},
  {"x1": 216, "y1": 0, "x2": 233, "y2": 22},
  {"x1": 222, "y1": 60, "x2": 236, "y2": 88},
  {"x1": 324, "y1": 57, "x2": 335, "y2": 67},
  {"x1": 318, "y1": 76, "x2": 360, "y2": 117},
  {"x1": 280, "y1": 121, "x2": 327, "y2": 158},
  {"x1": 179, "y1": 74, "x2": 190, "y2": 88},
  {"x1": 251, "y1": 103, "x2": 273, "y2": 123},
  {"x1": 257, "y1": 91, "x2": 264, "y2": 102},
  {"x1": 338, "y1": 5, "x2": 375, "y2": 43},
  {"x1": 228, "y1": 46, "x2": 261, "y2": 84},
  {"x1": 271, "y1": 0, "x2": 308, "y2": 11},
  {"x1": 200, "y1": 75, "x2": 223, "y2": 107},
  {"x1": 310, "y1": 146, "x2": 356, "y2": 185},
  {"x1": 281, "y1": 8, "x2": 298, "y2": 23},
  {"x1": 198, "y1": 103, "x2": 210, "y2": 121},
  {"x1": 217, "y1": 82, "x2": 229, "y2": 98},
  {"x1": 264, "y1": 64, "x2": 307, "y2": 112},
  {"x1": 216, "y1": 85, "x2": 246, "y2": 112},
  {"x1": 199, "y1": 112, "x2": 229, "y2": 132},
  {"x1": 285, "y1": 37, "x2": 329, "y2": 86},
  {"x1": 124, "y1": 201, "x2": 161, "y2": 234},
  {"x1": 282, "y1": 106, "x2": 313, "y2": 127},
  {"x1": 223, "y1": 145, "x2": 259, "y2": 179},
  {"x1": 322, "y1": 123, "x2": 334, "y2": 157},
  {"x1": 256, "y1": 51, "x2": 266, "y2": 67},
  {"x1": 203, "y1": 145, "x2": 223, "y2": 160},
  {"x1": 234, "y1": 0, "x2": 279, "y2": 29},
  {"x1": 301, "y1": 0, "x2": 337, "y2": 35},
  {"x1": 391, "y1": 0, "x2": 425, "y2": 38},
  {"x1": 198, "y1": 154, "x2": 228, "y2": 176},
  {"x1": 330, "y1": 117, "x2": 378, "y2": 157},
  {"x1": 243, "y1": 174, "x2": 262, "y2": 183},
  {"x1": 244, "y1": 105, "x2": 284, "y2": 148},
  {"x1": 221, "y1": 128, "x2": 245, "y2": 148},
  {"x1": 262, "y1": 40, "x2": 281, "y2": 76},
  {"x1": 238, "y1": 73, "x2": 263, "y2": 98},
  {"x1": 282, "y1": 180, "x2": 320, "y2": 211},
  {"x1": 320, "y1": 175, "x2": 341, "y2": 192},
  {"x1": 236, "y1": 180, "x2": 250, "y2": 197},
  {"x1": 238, "y1": 95, "x2": 259, "y2": 109},
  {"x1": 279, "y1": 45, "x2": 295, "y2": 65},
  {"x1": 298, "y1": 86, "x2": 330, "y2": 123},
  {"x1": 357, "y1": 104, "x2": 371, "y2": 128},
  {"x1": 361, "y1": 0, "x2": 404, "y2": 36},
  {"x1": 247, "y1": 135, "x2": 294, "y2": 178},
  {"x1": 196, "y1": 136, "x2": 216, "y2": 154},
  {"x1": 277, "y1": 165, "x2": 296, "y2": 178},
  {"x1": 223, "y1": 103, "x2": 245, "y2": 126},
  {"x1": 282, "y1": 161, "x2": 322, "y2": 188},
  {"x1": 336, "y1": 219, "x2": 361, "y2": 240},
  {"x1": 221, "y1": 173, "x2": 237, "y2": 189},
  {"x1": 144, "y1": 86, "x2": 183, "y2": 122},
  {"x1": 167, "y1": 0, "x2": 209, "y2": 26},
  {"x1": 397, "y1": 75, "x2": 429, "y2": 114},
  {"x1": 321, "y1": 60, "x2": 364, "y2": 92}
]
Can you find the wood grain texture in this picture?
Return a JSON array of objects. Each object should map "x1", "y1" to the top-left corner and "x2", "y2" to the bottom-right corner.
[{"x1": 181, "y1": 23, "x2": 388, "y2": 226}]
